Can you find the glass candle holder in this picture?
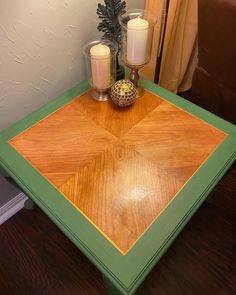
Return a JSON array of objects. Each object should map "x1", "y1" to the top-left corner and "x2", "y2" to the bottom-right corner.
[
  {"x1": 119, "y1": 9, "x2": 157, "y2": 97},
  {"x1": 83, "y1": 39, "x2": 118, "y2": 101}
]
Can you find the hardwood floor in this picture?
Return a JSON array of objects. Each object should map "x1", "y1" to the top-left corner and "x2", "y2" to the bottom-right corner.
[{"x1": 0, "y1": 163, "x2": 235, "y2": 295}]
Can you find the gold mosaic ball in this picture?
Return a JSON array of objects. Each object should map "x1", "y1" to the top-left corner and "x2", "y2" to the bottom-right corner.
[{"x1": 110, "y1": 80, "x2": 136, "y2": 107}]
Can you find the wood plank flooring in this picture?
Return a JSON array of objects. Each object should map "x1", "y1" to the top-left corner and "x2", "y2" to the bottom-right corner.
[{"x1": 0, "y1": 162, "x2": 235, "y2": 295}]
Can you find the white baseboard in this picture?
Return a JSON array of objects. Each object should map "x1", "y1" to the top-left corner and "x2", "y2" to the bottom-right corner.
[{"x1": 0, "y1": 193, "x2": 28, "y2": 225}]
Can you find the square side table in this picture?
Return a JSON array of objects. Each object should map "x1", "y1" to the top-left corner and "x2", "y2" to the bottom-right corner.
[{"x1": 0, "y1": 78, "x2": 236, "y2": 295}]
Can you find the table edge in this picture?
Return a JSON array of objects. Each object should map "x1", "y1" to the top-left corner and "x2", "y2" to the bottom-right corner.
[{"x1": 0, "y1": 78, "x2": 236, "y2": 295}]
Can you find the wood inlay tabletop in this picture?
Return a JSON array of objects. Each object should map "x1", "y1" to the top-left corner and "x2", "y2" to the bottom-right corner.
[{"x1": 9, "y1": 89, "x2": 226, "y2": 254}]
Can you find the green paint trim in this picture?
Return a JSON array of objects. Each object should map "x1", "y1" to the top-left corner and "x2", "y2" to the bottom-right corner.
[{"x1": 0, "y1": 78, "x2": 236, "y2": 295}]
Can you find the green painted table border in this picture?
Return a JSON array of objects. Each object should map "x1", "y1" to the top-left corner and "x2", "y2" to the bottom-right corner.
[{"x1": 0, "y1": 78, "x2": 236, "y2": 295}]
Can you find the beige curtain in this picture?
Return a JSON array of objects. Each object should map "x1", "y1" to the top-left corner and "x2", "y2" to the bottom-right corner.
[
  {"x1": 159, "y1": 0, "x2": 198, "y2": 93},
  {"x1": 144, "y1": 0, "x2": 198, "y2": 93}
]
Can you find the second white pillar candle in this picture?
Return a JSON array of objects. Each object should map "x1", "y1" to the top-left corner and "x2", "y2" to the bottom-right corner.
[{"x1": 127, "y1": 16, "x2": 149, "y2": 65}]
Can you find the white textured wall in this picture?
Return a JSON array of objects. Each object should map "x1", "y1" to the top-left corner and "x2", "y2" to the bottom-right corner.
[{"x1": 0, "y1": 0, "x2": 145, "y2": 130}]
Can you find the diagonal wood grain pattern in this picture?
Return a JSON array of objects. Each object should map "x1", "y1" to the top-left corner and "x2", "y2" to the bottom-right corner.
[
  {"x1": 60, "y1": 142, "x2": 183, "y2": 252},
  {"x1": 9, "y1": 90, "x2": 227, "y2": 254},
  {"x1": 122, "y1": 101, "x2": 226, "y2": 184},
  {"x1": 9, "y1": 103, "x2": 116, "y2": 188},
  {"x1": 72, "y1": 89, "x2": 162, "y2": 137}
]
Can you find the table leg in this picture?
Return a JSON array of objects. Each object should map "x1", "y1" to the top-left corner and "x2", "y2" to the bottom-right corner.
[
  {"x1": 205, "y1": 194, "x2": 213, "y2": 204},
  {"x1": 0, "y1": 166, "x2": 10, "y2": 178},
  {"x1": 24, "y1": 198, "x2": 36, "y2": 210},
  {"x1": 102, "y1": 275, "x2": 127, "y2": 295}
]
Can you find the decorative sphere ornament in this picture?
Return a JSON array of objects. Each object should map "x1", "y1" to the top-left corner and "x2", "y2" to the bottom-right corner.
[{"x1": 110, "y1": 79, "x2": 136, "y2": 107}]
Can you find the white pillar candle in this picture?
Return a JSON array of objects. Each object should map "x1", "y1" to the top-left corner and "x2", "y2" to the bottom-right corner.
[
  {"x1": 127, "y1": 16, "x2": 149, "y2": 65},
  {"x1": 90, "y1": 43, "x2": 110, "y2": 90}
]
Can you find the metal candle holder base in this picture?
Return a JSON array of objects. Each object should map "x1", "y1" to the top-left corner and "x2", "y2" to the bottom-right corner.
[{"x1": 91, "y1": 87, "x2": 110, "y2": 101}]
